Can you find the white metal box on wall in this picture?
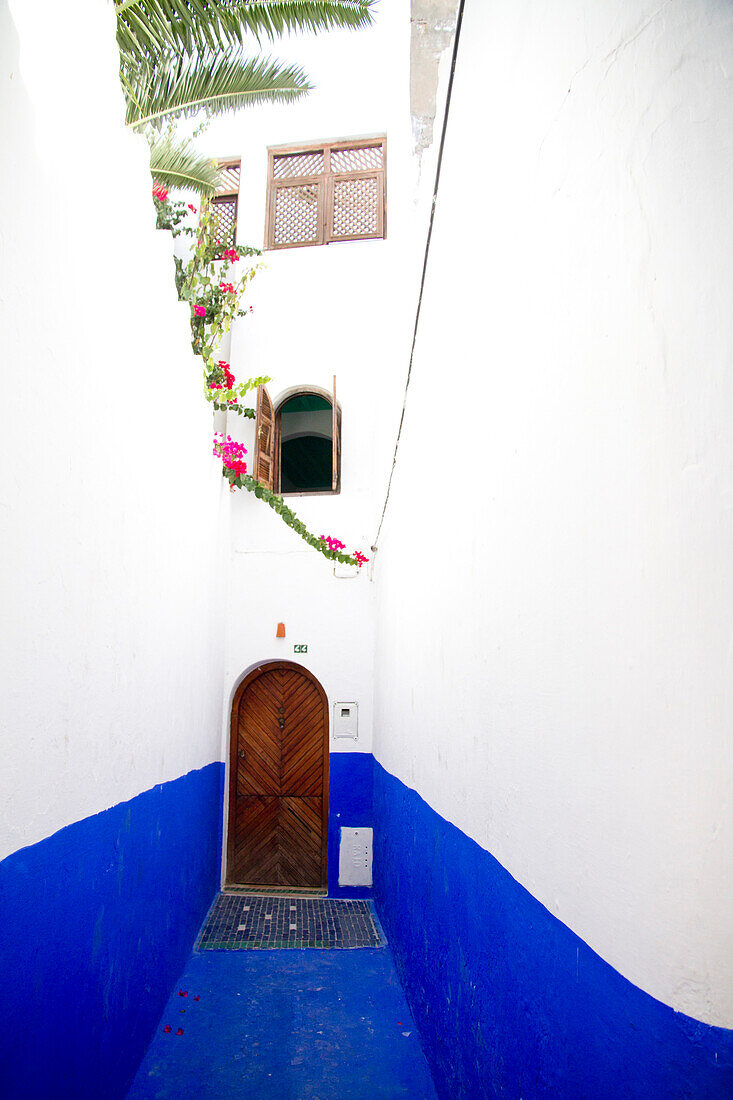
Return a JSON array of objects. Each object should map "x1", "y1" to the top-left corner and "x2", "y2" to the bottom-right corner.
[
  {"x1": 333, "y1": 701, "x2": 358, "y2": 741},
  {"x1": 338, "y1": 827, "x2": 373, "y2": 886}
]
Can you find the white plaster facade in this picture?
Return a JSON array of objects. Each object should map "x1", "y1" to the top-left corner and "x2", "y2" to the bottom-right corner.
[
  {"x1": 372, "y1": 0, "x2": 733, "y2": 1027},
  {"x1": 193, "y1": 1, "x2": 437, "y2": 760},
  {"x1": 1, "y1": 0, "x2": 227, "y2": 859},
  {"x1": 2, "y1": 0, "x2": 733, "y2": 1044}
]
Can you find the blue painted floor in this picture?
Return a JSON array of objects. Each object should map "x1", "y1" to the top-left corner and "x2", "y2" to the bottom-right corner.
[{"x1": 126, "y1": 945, "x2": 437, "y2": 1099}]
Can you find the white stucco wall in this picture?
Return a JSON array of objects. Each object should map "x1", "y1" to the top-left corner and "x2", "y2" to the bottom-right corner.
[
  {"x1": 372, "y1": 0, "x2": 733, "y2": 1026},
  {"x1": 191, "y1": 1, "x2": 442, "y2": 757},
  {"x1": 0, "y1": 1, "x2": 226, "y2": 859}
]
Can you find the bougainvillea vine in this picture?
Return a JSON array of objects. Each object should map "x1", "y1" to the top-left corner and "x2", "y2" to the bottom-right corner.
[
  {"x1": 212, "y1": 445, "x2": 366, "y2": 567},
  {"x1": 155, "y1": 190, "x2": 367, "y2": 571}
]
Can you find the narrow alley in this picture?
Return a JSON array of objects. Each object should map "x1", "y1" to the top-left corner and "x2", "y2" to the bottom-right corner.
[
  {"x1": 4, "y1": 1, "x2": 733, "y2": 1097},
  {"x1": 127, "y1": 896, "x2": 436, "y2": 1099}
]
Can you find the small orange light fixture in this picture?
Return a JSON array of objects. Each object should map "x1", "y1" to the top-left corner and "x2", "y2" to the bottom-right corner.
[{"x1": 276, "y1": 622, "x2": 286, "y2": 638}]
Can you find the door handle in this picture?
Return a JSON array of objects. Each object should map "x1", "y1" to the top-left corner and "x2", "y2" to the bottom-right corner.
[{"x1": 238, "y1": 749, "x2": 246, "y2": 760}]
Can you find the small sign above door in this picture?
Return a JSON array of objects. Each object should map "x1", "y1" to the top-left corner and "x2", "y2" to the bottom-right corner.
[{"x1": 294, "y1": 644, "x2": 308, "y2": 654}]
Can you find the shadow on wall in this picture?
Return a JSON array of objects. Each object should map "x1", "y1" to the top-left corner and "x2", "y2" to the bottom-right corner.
[
  {"x1": 0, "y1": 765, "x2": 224, "y2": 1100},
  {"x1": 373, "y1": 761, "x2": 733, "y2": 1099}
]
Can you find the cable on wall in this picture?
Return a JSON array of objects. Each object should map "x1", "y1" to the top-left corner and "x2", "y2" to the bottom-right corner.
[{"x1": 372, "y1": 0, "x2": 467, "y2": 553}]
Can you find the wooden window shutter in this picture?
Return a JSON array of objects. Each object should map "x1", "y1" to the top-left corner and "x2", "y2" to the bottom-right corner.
[
  {"x1": 265, "y1": 138, "x2": 386, "y2": 250},
  {"x1": 211, "y1": 195, "x2": 238, "y2": 249},
  {"x1": 212, "y1": 159, "x2": 240, "y2": 250},
  {"x1": 326, "y1": 140, "x2": 385, "y2": 243},
  {"x1": 254, "y1": 385, "x2": 275, "y2": 490},
  {"x1": 269, "y1": 180, "x2": 324, "y2": 248},
  {"x1": 332, "y1": 376, "x2": 338, "y2": 491}
]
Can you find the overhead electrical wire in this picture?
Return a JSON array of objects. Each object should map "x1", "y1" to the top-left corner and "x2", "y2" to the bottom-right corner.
[{"x1": 372, "y1": 0, "x2": 467, "y2": 553}]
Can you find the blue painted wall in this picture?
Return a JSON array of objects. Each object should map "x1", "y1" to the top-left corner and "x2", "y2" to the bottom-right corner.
[
  {"x1": 372, "y1": 760, "x2": 733, "y2": 1099},
  {"x1": 328, "y1": 752, "x2": 374, "y2": 898},
  {"x1": 0, "y1": 763, "x2": 224, "y2": 1100}
]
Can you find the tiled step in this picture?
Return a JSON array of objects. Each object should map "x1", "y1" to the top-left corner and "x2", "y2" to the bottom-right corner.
[{"x1": 198, "y1": 893, "x2": 385, "y2": 950}]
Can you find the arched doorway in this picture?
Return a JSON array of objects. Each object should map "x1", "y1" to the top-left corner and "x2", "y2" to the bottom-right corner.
[{"x1": 226, "y1": 661, "x2": 329, "y2": 889}]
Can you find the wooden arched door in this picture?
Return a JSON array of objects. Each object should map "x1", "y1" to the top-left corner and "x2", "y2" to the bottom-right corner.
[{"x1": 227, "y1": 661, "x2": 329, "y2": 888}]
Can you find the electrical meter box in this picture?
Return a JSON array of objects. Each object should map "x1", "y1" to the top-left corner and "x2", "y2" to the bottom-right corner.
[{"x1": 333, "y1": 701, "x2": 358, "y2": 740}]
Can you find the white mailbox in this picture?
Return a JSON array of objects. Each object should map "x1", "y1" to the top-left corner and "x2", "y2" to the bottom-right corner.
[{"x1": 333, "y1": 701, "x2": 358, "y2": 740}]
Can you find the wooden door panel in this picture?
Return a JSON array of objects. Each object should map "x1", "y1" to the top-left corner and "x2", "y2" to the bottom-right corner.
[
  {"x1": 281, "y1": 739, "x2": 323, "y2": 796},
  {"x1": 281, "y1": 672, "x2": 324, "y2": 796},
  {"x1": 279, "y1": 797, "x2": 323, "y2": 887},
  {"x1": 282, "y1": 673, "x2": 321, "y2": 726},
  {"x1": 227, "y1": 662, "x2": 328, "y2": 888},
  {"x1": 237, "y1": 675, "x2": 281, "y2": 795},
  {"x1": 229, "y1": 796, "x2": 279, "y2": 884}
]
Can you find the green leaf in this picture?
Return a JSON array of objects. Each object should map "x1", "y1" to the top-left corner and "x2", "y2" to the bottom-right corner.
[
  {"x1": 124, "y1": 51, "x2": 311, "y2": 130},
  {"x1": 116, "y1": 1, "x2": 376, "y2": 65},
  {"x1": 148, "y1": 130, "x2": 220, "y2": 195}
]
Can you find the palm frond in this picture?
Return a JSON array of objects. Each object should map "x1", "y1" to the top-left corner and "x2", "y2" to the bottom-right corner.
[
  {"x1": 147, "y1": 130, "x2": 221, "y2": 195},
  {"x1": 124, "y1": 52, "x2": 311, "y2": 130},
  {"x1": 116, "y1": 0, "x2": 375, "y2": 63}
]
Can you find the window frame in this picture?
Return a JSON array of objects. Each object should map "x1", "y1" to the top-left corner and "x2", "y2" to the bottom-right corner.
[
  {"x1": 264, "y1": 136, "x2": 387, "y2": 251},
  {"x1": 273, "y1": 385, "x2": 342, "y2": 497},
  {"x1": 212, "y1": 158, "x2": 241, "y2": 250}
]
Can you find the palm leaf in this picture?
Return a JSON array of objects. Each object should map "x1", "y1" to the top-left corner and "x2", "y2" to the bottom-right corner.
[
  {"x1": 116, "y1": 0, "x2": 375, "y2": 63},
  {"x1": 124, "y1": 52, "x2": 311, "y2": 130},
  {"x1": 147, "y1": 130, "x2": 221, "y2": 195}
]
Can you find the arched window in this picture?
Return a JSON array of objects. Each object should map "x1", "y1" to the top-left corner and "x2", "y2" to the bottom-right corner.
[{"x1": 254, "y1": 384, "x2": 341, "y2": 494}]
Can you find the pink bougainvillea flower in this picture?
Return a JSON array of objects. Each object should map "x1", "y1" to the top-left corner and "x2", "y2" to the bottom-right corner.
[
  {"x1": 319, "y1": 535, "x2": 346, "y2": 553},
  {"x1": 193, "y1": 996, "x2": 200, "y2": 1002},
  {"x1": 223, "y1": 248, "x2": 239, "y2": 263},
  {"x1": 188, "y1": 204, "x2": 197, "y2": 213},
  {"x1": 152, "y1": 183, "x2": 169, "y2": 202},
  {"x1": 212, "y1": 431, "x2": 248, "y2": 477},
  {"x1": 178, "y1": 990, "x2": 188, "y2": 997},
  {"x1": 217, "y1": 361, "x2": 236, "y2": 388},
  {"x1": 163, "y1": 1025, "x2": 171, "y2": 1033},
  {"x1": 219, "y1": 282, "x2": 235, "y2": 293},
  {"x1": 176, "y1": 1028, "x2": 184, "y2": 1036},
  {"x1": 208, "y1": 362, "x2": 236, "y2": 393},
  {"x1": 193, "y1": 305, "x2": 206, "y2": 318},
  {"x1": 353, "y1": 551, "x2": 369, "y2": 568}
]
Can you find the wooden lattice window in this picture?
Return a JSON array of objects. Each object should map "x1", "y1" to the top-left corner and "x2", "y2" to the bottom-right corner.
[
  {"x1": 254, "y1": 382, "x2": 341, "y2": 494},
  {"x1": 212, "y1": 159, "x2": 240, "y2": 249},
  {"x1": 265, "y1": 138, "x2": 386, "y2": 250}
]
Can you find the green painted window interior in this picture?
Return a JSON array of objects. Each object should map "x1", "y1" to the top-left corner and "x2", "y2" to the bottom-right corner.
[{"x1": 279, "y1": 393, "x2": 333, "y2": 493}]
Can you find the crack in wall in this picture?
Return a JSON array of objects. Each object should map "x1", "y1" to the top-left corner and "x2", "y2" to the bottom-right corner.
[{"x1": 538, "y1": 0, "x2": 675, "y2": 160}]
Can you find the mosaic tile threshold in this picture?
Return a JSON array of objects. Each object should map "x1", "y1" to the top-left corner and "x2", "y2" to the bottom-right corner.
[
  {"x1": 197, "y1": 894, "x2": 385, "y2": 950},
  {"x1": 222, "y1": 884, "x2": 326, "y2": 896}
]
